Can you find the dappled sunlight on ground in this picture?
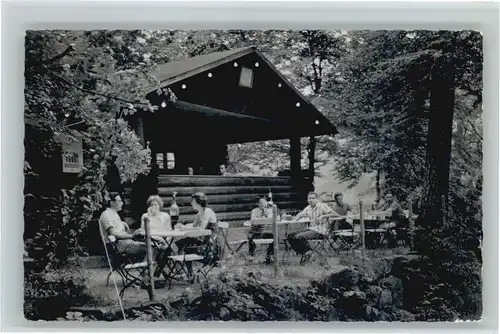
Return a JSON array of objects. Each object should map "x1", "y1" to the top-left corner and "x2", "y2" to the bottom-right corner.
[
  {"x1": 80, "y1": 226, "x2": 405, "y2": 309},
  {"x1": 82, "y1": 254, "x2": 349, "y2": 309}
]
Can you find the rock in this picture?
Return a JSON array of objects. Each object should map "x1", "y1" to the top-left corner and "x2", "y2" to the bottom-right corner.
[
  {"x1": 366, "y1": 285, "x2": 383, "y2": 306},
  {"x1": 390, "y1": 255, "x2": 421, "y2": 279},
  {"x1": 393, "y1": 309, "x2": 416, "y2": 322},
  {"x1": 219, "y1": 307, "x2": 230, "y2": 319},
  {"x1": 357, "y1": 267, "x2": 377, "y2": 286},
  {"x1": 378, "y1": 289, "x2": 393, "y2": 310},
  {"x1": 376, "y1": 310, "x2": 391, "y2": 321},
  {"x1": 339, "y1": 289, "x2": 367, "y2": 316},
  {"x1": 364, "y1": 304, "x2": 379, "y2": 321},
  {"x1": 326, "y1": 268, "x2": 361, "y2": 289},
  {"x1": 343, "y1": 290, "x2": 366, "y2": 301},
  {"x1": 378, "y1": 276, "x2": 403, "y2": 308}
]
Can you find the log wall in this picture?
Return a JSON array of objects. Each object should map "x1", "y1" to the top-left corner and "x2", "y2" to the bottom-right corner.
[{"x1": 124, "y1": 175, "x2": 307, "y2": 224}]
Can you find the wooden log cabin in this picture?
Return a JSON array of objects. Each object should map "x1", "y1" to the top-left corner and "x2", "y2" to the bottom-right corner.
[{"x1": 123, "y1": 46, "x2": 338, "y2": 225}]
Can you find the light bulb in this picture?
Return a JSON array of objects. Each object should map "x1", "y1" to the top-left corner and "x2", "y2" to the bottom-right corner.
[
  {"x1": 254, "y1": 62, "x2": 259, "y2": 67},
  {"x1": 315, "y1": 120, "x2": 320, "y2": 125},
  {"x1": 208, "y1": 72, "x2": 213, "y2": 78},
  {"x1": 161, "y1": 101, "x2": 167, "y2": 108},
  {"x1": 278, "y1": 83, "x2": 282, "y2": 88},
  {"x1": 233, "y1": 62, "x2": 238, "y2": 67},
  {"x1": 181, "y1": 84, "x2": 187, "y2": 89},
  {"x1": 296, "y1": 102, "x2": 301, "y2": 107}
]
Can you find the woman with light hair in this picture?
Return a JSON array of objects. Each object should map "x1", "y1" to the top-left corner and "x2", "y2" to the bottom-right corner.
[{"x1": 133, "y1": 195, "x2": 176, "y2": 251}]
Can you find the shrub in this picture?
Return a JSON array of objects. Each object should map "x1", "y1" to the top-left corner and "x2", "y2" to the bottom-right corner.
[{"x1": 24, "y1": 268, "x2": 94, "y2": 321}]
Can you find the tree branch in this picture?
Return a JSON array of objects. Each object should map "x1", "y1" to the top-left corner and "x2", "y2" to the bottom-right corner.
[
  {"x1": 64, "y1": 120, "x2": 86, "y2": 128},
  {"x1": 465, "y1": 118, "x2": 483, "y2": 141},
  {"x1": 39, "y1": 45, "x2": 76, "y2": 65},
  {"x1": 45, "y1": 66, "x2": 149, "y2": 106}
]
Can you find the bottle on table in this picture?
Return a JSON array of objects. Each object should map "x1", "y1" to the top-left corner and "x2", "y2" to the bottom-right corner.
[
  {"x1": 267, "y1": 189, "x2": 274, "y2": 218},
  {"x1": 170, "y1": 191, "x2": 179, "y2": 228}
]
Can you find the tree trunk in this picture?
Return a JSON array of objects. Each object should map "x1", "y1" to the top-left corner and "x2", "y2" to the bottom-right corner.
[
  {"x1": 418, "y1": 55, "x2": 455, "y2": 229},
  {"x1": 376, "y1": 169, "x2": 382, "y2": 200}
]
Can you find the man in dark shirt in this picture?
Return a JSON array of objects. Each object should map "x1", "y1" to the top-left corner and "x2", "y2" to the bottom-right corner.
[
  {"x1": 332, "y1": 192, "x2": 353, "y2": 215},
  {"x1": 373, "y1": 192, "x2": 407, "y2": 247},
  {"x1": 331, "y1": 192, "x2": 354, "y2": 230},
  {"x1": 374, "y1": 192, "x2": 406, "y2": 227}
]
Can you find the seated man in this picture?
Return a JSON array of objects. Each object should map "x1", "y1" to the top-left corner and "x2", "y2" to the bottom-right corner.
[
  {"x1": 248, "y1": 197, "x2": 274, "y2": 264},
  {"x1": 373, "y1": 192, "x2": 406, "y2": 247},
  {"x1": 99, "y1": 192, "x2": 147, "y2": 262},
  {"x1": 373, "y1": 192, "x2": 406, "y2": 229},
  {"x1": 99, "y1": 192, "x2": 154, "y2": 284},
  {"x1": 287, "y1": 192, "x2": 341, "y2": 260},
  {"x1": 331, "y1": 192, "x2": 354, "y2": 230}
]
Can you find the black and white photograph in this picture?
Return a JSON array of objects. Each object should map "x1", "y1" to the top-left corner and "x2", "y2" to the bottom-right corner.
[{"x1": 23, "y1": 29, "x2": 483, "y2": 322}]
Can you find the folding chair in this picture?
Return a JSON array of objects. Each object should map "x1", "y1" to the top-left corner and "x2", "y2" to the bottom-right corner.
[
  {"x1": 279, "y1": 210, "x2": 305, "y2": 263},
  {"x1": 217, "y1": 221, "x2": 248, "y2": 260},
  {"x1": 164, "y1": 229, "x2": 218, "y2": 286},
  {"x1": 251, "y1": 219, "x2": 275, "y2": 263},
  {"x1": 101, "y1": 235, "x2": 151, "y2": 298},
  {"x1": 308, "y1": 219, "x2": 336, "y2": 261},
  {"x1": 331, "y1": 229, "x2": 362, "y2": 255}
]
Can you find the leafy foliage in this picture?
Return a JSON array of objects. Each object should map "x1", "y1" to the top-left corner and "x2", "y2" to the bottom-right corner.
[
  {"x1": 330, "y1": 30, "x2": 481, "y2": 202},
  {"x1": 24, "y1": 267, "x2": 93, "y2": 320},
  {"x1": 325, "y1": 29, "x2": 483, "y2": 321},
  {"x1": 179, "y1": 266, "x2": 413, "y2": 322},
  {"x1": 23, "y1": 30, "x2": 178, "y2": 267}
]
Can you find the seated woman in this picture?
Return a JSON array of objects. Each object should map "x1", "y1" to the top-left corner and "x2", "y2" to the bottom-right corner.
[
  {"x1": 133, "y1": 195, "x2": 174, "y2": 247},
  {"x1": 175, "y1": 192, "x2": 217, "y2": 278},
  {"x1": 132, "y1": 195, "x2": 177, "y2": 277}
]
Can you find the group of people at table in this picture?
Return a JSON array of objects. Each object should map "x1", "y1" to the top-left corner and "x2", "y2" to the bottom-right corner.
[
  {"x1": 99, "y1": 189, "x2": 406, "y2": 284},
  {"x1": 248, "y1": 191, "x2": 406, "y2": 263}
]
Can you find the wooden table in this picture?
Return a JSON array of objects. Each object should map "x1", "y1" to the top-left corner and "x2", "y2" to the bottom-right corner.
[
  {"x1": 243, "y1": 218, "x2": 310, "y2": 227},
  {"x1": 153, "y1": 229, "x2": 212, "y2": 239}
]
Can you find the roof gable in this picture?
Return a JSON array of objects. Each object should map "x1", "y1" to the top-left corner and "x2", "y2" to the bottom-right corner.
[
  {"x1": 152, "y1": 46, "x2": 319, "y2": 112},
  {"x1": 148, "y1": 47, "x2": 338, "y2": 137},
  {"x1": 153, "y1": 47, "x2": 254, "y2": 86}
]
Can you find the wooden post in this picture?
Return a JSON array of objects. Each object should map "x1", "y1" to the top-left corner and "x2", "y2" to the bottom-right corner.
[
  {"x1": 290, "y1": 137, "x2": 301, "y2": 178},
  {"x1": 359, "y1": 200, "x2": 366, "y2": 258},
  {"x1": 136, "y1": 117, "x2": 145, "y2": 147},
  {"x1": 290, "y1": 136, "x2": 305, "y2": 206},
  {"x1": 408, "y1": 198, "x2": 414, "y2": 250},
  {"x1": 307, "y1": 136, "x2": 316, "y2": 181},
  {"x1": 144, "y1": 217, "x2": 155, "y2": 301},
  {"x1": 272, "y1": 204, "x2": 280, "y2": 277}
]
